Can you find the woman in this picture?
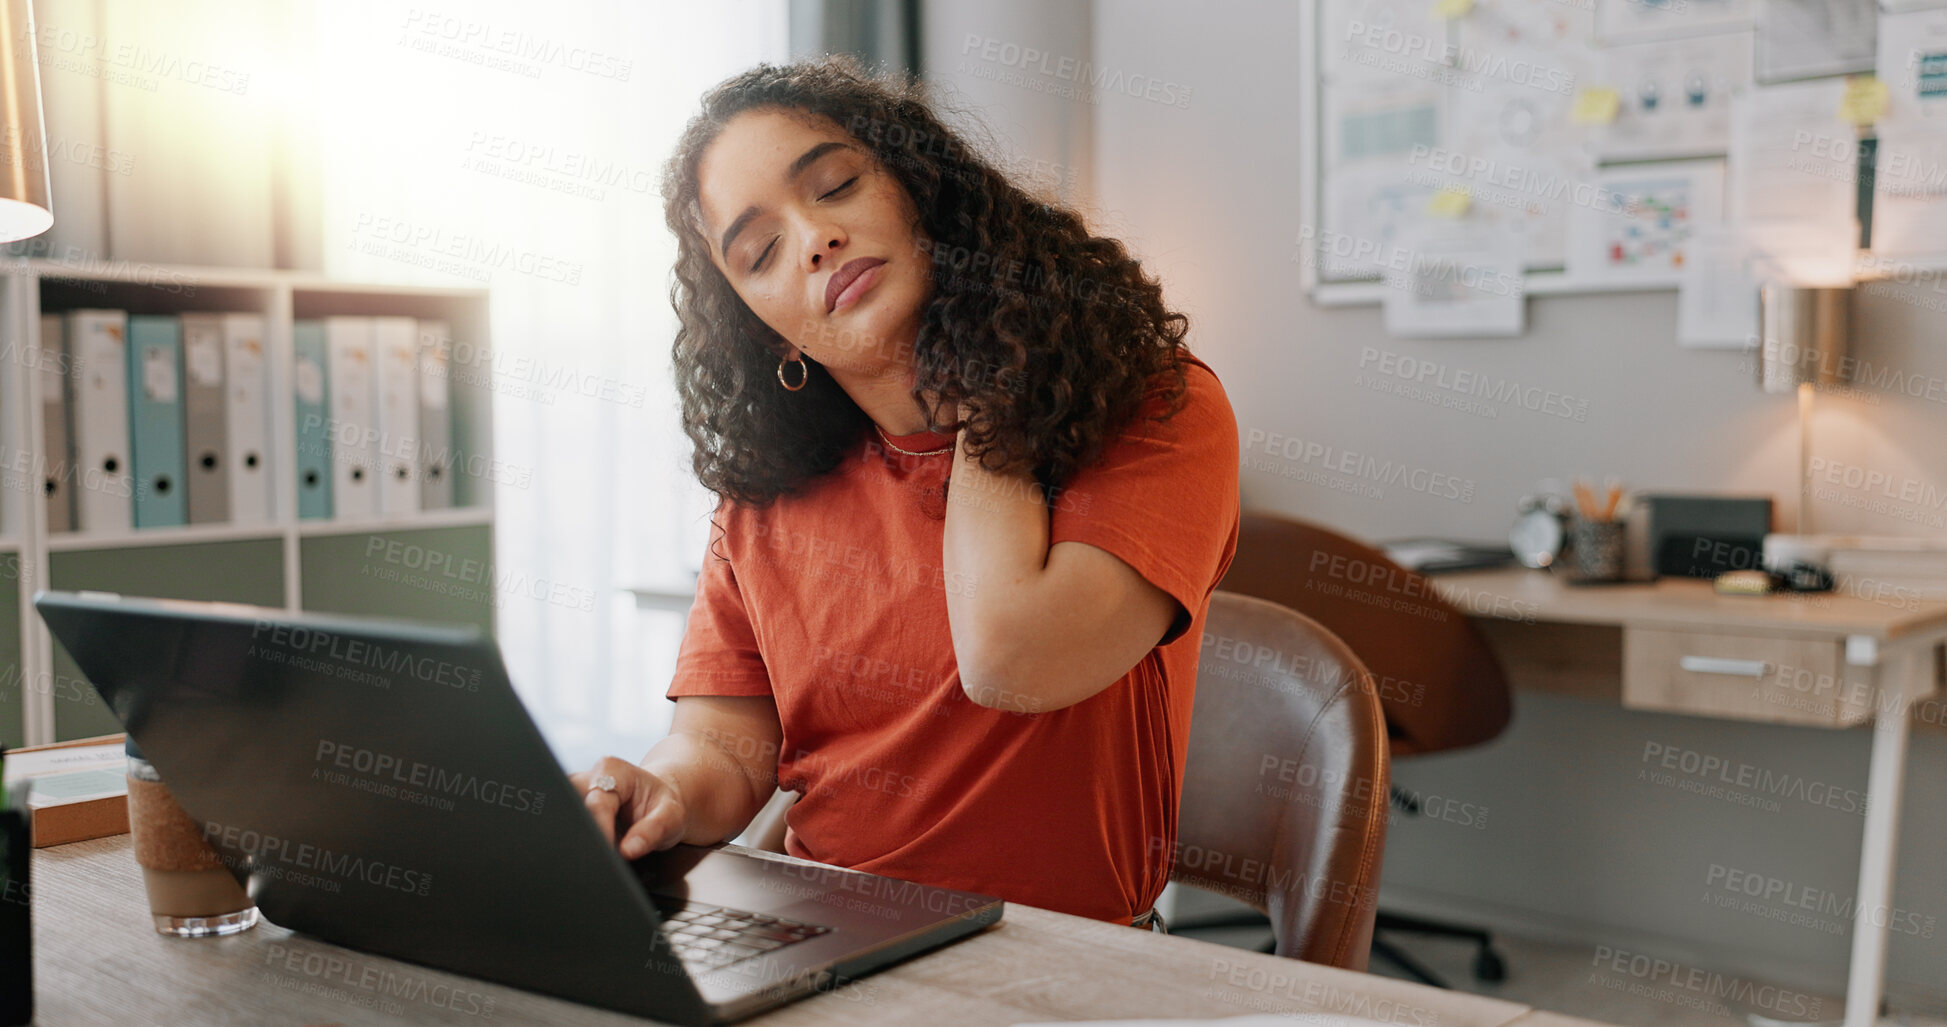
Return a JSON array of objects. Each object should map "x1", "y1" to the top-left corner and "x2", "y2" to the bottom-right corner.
[{"x1": 571, "y1": 57, "x2": 1240, "y2": 930}]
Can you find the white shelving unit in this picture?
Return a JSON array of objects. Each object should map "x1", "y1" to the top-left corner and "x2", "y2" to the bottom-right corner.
[{"x1": 0, "y1": 259, "x2": 497, "y2": 747}]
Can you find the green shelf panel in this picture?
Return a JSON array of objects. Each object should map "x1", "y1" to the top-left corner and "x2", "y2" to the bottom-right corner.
[
  {"x1": 47, "y1": 539, "x2": 285, "y2": 740},
  {"x1": 0, "y1": 554, "x2": 23, "y2": 749},
  {"x1": 300, "y1": 525, "x2": 494, "y2": 636}
]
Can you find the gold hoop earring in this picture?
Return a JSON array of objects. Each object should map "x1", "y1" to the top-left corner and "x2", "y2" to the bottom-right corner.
[{"x1": 777, "y1": 354, "x2": 809, "y2": 392}]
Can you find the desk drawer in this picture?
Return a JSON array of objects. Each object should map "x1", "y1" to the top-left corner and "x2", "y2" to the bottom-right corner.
[{"x1": 1622, "y1": 626, "x2": 1864, "y2": 726}]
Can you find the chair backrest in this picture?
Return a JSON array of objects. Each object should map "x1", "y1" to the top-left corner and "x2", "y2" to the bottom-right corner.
[
  {"x1": 1216, "y1": 512, "x2": 1512, "y2": 757},
  {"x1": 1174, "y1": 590, "x2": 1390, "y2": 968}
]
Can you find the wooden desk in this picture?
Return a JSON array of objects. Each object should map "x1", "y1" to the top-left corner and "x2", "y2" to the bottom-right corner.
[
  {"x1": 28, "y1": 834, "x2": 1538, "y2": 1026},
  {"x1": 1429, "y1": 567, "x2": 1947, "y2": 1027}
]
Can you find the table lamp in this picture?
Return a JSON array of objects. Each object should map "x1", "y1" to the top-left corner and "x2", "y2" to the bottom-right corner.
[
  {"x1": 1756, "y1": 282, "x2": 1852, "y2": 534},
  {"x1": 0, "y1": 0, "x2": 53, "y2": 243}
]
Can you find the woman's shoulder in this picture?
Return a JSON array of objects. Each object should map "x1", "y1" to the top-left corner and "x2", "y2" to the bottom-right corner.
[{"x1": 1140, "y1": 349, "x2": 1235, "y2": 432}]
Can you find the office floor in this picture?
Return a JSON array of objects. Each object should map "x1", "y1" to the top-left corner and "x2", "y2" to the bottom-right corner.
[{"x1": 1181, "y1": 924, "x2": 1947, "y2": 1027}]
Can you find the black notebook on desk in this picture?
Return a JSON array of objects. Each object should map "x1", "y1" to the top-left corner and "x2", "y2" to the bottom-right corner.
[{"x1": 1381, "y1": 539, "x2": 1517, "y2": 574}]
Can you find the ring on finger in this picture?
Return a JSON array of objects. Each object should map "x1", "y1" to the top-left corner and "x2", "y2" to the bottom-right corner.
[{"x1": 589, "y1": 773, "x2": 618, "y2": 794}]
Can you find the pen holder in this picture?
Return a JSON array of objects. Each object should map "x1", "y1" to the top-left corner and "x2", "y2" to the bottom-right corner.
[
  {"x1": 1565, "y1": 518, "x2": 1626, "y2": 584},
  {"x1": 1, "y1": 782, "x2": 30, "y2": 1027}
]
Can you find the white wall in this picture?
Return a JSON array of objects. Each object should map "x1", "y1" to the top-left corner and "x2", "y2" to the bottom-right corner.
[
  {"x1": 937, "y1": 0, "x2": 1947, "y2": 1010},
  {"x1": 920, "y1": 0, "x2": 1094, "y2": 211}
]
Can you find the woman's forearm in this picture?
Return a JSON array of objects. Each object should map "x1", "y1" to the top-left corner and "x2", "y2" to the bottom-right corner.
[
  {"x1": 940, "y1": 421, "x2": 1182, "y2": 712},
  {"x1": 639, "y1": 732, "x2": 775, "y2": 844},
  {"x1": 941, "y1": 425, "x2": 1055, "y2": 705}
]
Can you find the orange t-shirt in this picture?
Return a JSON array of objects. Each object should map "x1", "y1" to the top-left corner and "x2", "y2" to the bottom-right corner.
[{"x1": 667, "y1": 352, "x2": 1240, "y2": 923}]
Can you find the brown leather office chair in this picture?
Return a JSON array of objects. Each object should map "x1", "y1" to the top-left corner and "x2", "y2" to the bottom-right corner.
[
  {"x1": 1172, "y1": 590, "x2": 1389, "y2": 967},
  {"x1": 1218, "y1": 513, "x2": 1511, "y2": 758},
  {"x1": 1210, "y1": 511, "x2": 1514, "y2": 986},
  {"x1": 740, "y1": 590, "x2": 1392, "y2": 969}
]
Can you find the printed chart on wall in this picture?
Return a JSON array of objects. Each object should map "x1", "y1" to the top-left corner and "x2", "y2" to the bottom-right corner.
[
  {"x1": 1315, "y1": 0, "x2": 1454, "y2": 283},
  {"x1": 1308, "y1": 0, "x2": 1947, "y2": 320},
  {"x1": 1585, "y1": 34, "x2": 1751, "y2": 162},
  {"x1": 1444, "y1": 0, "x2": 1596, "y2": 269},
  {"x1": 1567, "y1": 161, "x2": 1726, "y2": 285},
  {"x1": 1318, "y1": 81, "x2": 1445, "y2": 281}
]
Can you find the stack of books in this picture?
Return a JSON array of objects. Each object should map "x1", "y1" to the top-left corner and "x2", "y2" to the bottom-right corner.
[
  {"x1": 1820, "y1": 536, "x2": 1947, "y2": 601},
  {"x1": 0, "y1": 735, "x2": 128, "y2": 848}
]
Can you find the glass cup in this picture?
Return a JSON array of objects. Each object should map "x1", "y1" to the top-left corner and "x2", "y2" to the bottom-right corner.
[{"x1": 125, "y1": 752, "x2": 258, "y2": 937}]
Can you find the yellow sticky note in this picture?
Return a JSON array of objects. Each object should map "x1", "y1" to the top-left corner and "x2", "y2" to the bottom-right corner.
[
  {"x1": 1571, "y1": 87, "x2": 1621, "y2": 126},
  {"x1": 1840, "y1": 76, "x2": 1889, "y2": 127},
  {"x1": 1432, "y1": 0, "x2": 1474, "y2": 17},
  {"x1": 1427, "y1": 187, "x2": 1472, "y2": 218}
]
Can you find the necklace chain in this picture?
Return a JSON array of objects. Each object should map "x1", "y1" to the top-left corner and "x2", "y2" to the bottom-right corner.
[{"x1": 874, "y1": 424, "x2": 955, "y2": 457}]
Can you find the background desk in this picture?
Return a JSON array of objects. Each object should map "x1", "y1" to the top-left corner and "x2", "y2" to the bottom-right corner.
[
  {"x1": 1430, "y1": 568, "x2": 1947, "y2": 1027},
  {"x1": 30, "y1": 834, "x2": 1539, "y2": 1026}
]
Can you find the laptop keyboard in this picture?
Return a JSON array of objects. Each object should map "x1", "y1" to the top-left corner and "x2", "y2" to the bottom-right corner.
[{"x1": 653, "y1": 899, "x2": 834, "y2": 971}]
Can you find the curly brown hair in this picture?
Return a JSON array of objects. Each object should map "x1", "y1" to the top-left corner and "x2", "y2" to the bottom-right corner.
[{"x1": 662, "y1": 56, "x2": 1189, "y2": 507}]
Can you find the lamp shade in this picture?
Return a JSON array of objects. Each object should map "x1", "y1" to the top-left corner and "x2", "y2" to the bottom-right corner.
[
  {"x1": 0, "y1": 0, "x2": 52, "y2": 243},
  {"x1": 1756, "y1": 284, "x2": 1851, "y2": 394}
]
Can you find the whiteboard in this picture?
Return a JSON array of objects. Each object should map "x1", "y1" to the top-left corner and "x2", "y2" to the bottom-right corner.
[{"x1": 1300, "y1": 0, "x2": 1944, "y2": 309}]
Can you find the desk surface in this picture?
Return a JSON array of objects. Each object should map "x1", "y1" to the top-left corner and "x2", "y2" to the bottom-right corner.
[
  {"x1": 1430, "y1": 566, "x2": 1947, "y2": 640},
  {"x1": 31, "y1": 834, "x2": 1538, "y2": 1026}
]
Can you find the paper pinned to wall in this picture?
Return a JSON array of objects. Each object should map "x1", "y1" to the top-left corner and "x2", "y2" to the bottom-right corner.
[
  {"x1": 1678, "y1": 225, "x2": 1761, "y2": 347},
  {"x1": 1868, "y1": 128, "x2": 1947, "y2": 257},
  {"x1": 1585, "y1": 33, "x2": 1753, "y2": 162},
  {"x1": 1427, "y1": 187, "x2": 1473, "y2": 217},
  {"x1": 1596, "y1": 0, "x2": 1753, "y2": 45},
  {"x1": 1316, "y1": 82, "x2": 1446, "y2": 281},
  {"x1": 1754, "y1": 0, "x2": 1877, "y2": 84},
  {"x1": 1382, "y1": 222, "x2": 1527, "y2": 338},
  {"x1": 1868, "y1": 7, "x2": 1947, "y2": 258},
  {"x1": 1727, "y1": 78, "x2": 1857, "y2": 225},
  {"x1": 1573, "y1": 88, "x2": 1622, "y2": 124},
  {"x1": 1447, "y1": 0, "x2": 1593, "y2": 96},
  {"x1": 1877, "y1": 6, "x2": 1947, "y2": 118},
  {"x1": 1323, "y1": 0, "x2": 1455, "y2": 85},
  {"x1": 1840, "y1": 77, "x2": 1890, "y2": 127},
  {"x1": 1432, "y1": 83, "x2": 1593, "y2": 267},
  {"x1": 1439, "y1": 0, "x2": 1595, "y2": 268},
  {"x1": 1566, "y1": 160, "x2": 1726, "y2": 285}
]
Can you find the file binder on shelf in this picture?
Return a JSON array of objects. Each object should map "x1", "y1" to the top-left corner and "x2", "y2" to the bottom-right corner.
[
  {"x1": 373, "y1": 316, "x2": 421, "y2": 517},
  {"x1": 417, "y1": 320, "x2": 454, "y2": 511},
  {"x1": 127, "y1": 315, "x2": 188, "y2": 528},
  {"x1": 293, "y1": 320, "x2": 332, "y2": 521},
  {"x1": 66, "y1": 309, "x2": 132, "y2": 534},
  {"x1": 38, "y1": 315, "x2": 74, "y2": 534},
  {"x1": 222, "y1": 314, "x2": 273, "y2": 526},
  {"x1": 179, "y1": 314, "x2": 229, "y2": 525},
  {"x1": 324, "y1": 317, "x2": 378, "y2": 520},
  {"x1": 1, "y1": 266, "x2": 496, "y2": 755}
]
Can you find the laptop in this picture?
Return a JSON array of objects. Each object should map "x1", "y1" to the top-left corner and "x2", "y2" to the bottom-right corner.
[{"x1": 35, "y1": 590, "x2": 1003, "y2": 1025}]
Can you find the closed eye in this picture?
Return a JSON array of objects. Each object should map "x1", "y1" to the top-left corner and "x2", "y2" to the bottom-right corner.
[{"x1": 750, "y1": 176, "x2": 858, "y2": 272}]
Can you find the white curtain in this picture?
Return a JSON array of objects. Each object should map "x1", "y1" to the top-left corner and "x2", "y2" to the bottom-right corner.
[{"x1": 310, "y1": 1, "x2": 788, "y2": 769}]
